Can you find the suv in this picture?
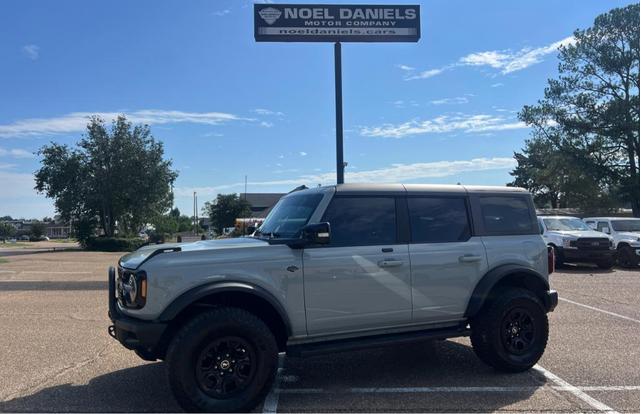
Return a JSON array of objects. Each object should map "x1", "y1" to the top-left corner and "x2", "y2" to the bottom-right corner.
[
  {"x1": 538, "y1": 216, "x2": 616, "y2": 269},
  {"x1": 108, "y1": 184, "x2": 557, "y2": 412},
  {"x1": 583, "y1": 217, "x2": 640, "y2": 268}
]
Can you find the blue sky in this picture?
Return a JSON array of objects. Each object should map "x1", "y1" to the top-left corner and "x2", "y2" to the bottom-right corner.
[{"x1": 0, "y1": 0, "x2": 633, "y2": 219}]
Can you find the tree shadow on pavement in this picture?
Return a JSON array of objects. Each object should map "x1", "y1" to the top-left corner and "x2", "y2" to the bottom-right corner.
[{"x1": 0, "y1": 341, "x2": 552, "y2": 413}]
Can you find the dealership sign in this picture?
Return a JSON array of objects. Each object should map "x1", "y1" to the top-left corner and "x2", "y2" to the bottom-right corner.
[{"x1": 254, "y1": 4, "x2": 420, "y2": 42}]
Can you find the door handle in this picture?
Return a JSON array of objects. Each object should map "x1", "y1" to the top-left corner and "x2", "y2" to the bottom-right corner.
[
  {"x1": 459, "y1": 255, "x2": 482, "y2": 263},
  {"x1": 378, "y1": 259, "x2": 403, "y2": 268}
]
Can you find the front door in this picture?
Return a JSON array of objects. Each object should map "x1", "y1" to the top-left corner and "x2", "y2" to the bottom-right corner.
[{"x1": 303, "y1": 196, "x2": 412, "y2": 335}]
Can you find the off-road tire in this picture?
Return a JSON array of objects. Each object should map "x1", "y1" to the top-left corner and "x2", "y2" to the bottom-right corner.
[
  {"x1": 618, "y1": 245, "x2": 639, "y2": 268},
  {"x1": 166, "y1": 307, "x2": 278, "y2": 413},
  {"x1": 596, "y1": 259, "x2": 615, "y2": 270},
  {"x1": 471, "y1": 288, "x2": 548, "y2": 373}
]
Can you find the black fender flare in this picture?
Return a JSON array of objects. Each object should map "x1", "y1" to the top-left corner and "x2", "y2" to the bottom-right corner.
[
  {"x1": 158, "y1": 281, "x2": 292, "y2": 336},
  {"x1": 464, "y1": 264, "x2": 550, "y2": 318}
]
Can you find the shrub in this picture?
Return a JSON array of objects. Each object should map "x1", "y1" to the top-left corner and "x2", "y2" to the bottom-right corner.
[{"x1": 85, "y1": 237, "x2": 145, "y2": 252}]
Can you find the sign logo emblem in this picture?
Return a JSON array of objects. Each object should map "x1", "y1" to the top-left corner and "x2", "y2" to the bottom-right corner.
[{"x1": 258, "y1": 7, "x2": 282, "y2": 25}]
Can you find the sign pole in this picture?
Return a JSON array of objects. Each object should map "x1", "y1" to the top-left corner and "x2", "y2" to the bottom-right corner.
[{"x1": 334, "y1": 42, "x2": 344, "y2": 185}]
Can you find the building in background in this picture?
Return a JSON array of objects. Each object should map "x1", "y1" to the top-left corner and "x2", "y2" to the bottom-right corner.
[{"x1": 240, "y1": 193, "x2": 285, "y2": 218}]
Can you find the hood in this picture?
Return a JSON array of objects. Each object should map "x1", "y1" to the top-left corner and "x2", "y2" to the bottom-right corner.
[
  {"x1": 119, "y1": 237, "x2": 269, "y2": 270},
  {"x1": 547, "y1": 229, "x2": 611, "y2": 239},
  {"x1": 617, "y1": 232, "x2": 640, "y2": 243}
]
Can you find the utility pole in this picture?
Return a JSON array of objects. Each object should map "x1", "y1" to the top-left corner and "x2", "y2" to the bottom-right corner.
[
  {"x1": 334, "y1": 42, "x2": 344, "y2": 185},
  {"x1": 193, "y1": 191, "x2": 197, "y2": 235}
]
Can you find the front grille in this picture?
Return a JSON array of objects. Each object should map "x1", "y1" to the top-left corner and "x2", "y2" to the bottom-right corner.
[{"x1": 576, "y1": 237, "x2": 610, "y2": 250}]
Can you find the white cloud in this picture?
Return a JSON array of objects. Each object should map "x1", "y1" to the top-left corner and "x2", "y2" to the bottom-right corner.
[
  {"x1": 0, "y1": 147, "x2": 34, "y2": 158},
  {"x1": 430, "y1": 97, "x2": 469, "y2": 105},
  {"x1": 212, "y1": 9, "x2": 231, "y2": 16},
  {"x1": 260, "y1": 121, "x2": 274, "y2": 128},
  {"x1": 402, "y1": 36, "x2": 574, "y2": 81},
  {"x1": 0, "y1": 110, "x2": 254, "y2": 138},
  {"x1": 174, "y1": 157, "x2": 516, "y2": 197},
  {"x1": 253, "y1": 108, "x2": 284, "y2": 116},
  {"x1": 396, "y1": 64, "x2": 415, "y2": 71},
  {"x1": 404, "y1": 68, "x2": 444, "y2": 81},
  {"x1": 299, "y1": 151, "x2": 307, "y2": 156},
  {"x1": 22, "y1": 44, "x2": 39, "y2": 60},
  {"x1": 459, "y1": 36, "x2": 575, "y2": 74},
  {"x1": 360, "y1": 114, "x2": 527, "y2": 139},
  {"x1": 491, "y1": 83, "x2": 504, "y2": 88}
]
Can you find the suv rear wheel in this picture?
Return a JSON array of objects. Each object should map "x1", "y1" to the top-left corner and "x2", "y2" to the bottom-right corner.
[
  {"x1": 166, "y1": 307, "x2": 278, "y2": 412},
  {"x1": 470, "y1": 288, "x2": 548, "y2": 372}
]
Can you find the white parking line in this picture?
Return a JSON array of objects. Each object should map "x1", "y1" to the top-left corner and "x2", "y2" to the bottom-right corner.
[
  {"x1": 276, "y1": 385, "x2": 639, "y2": 394},
  {"x1": 262, "y1": 354, "x2": 285, "y2": 414},
  {"x1": 532, "y1": 364, "x2": 619, "y2": 414},
  {"x1": 560, "y1": 297, "x2": 640, "y2": 323}
]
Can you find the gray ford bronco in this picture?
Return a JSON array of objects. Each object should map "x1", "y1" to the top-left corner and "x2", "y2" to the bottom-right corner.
[{"x1": 108, "y1": 184, "x2": 557, "y2": 412}]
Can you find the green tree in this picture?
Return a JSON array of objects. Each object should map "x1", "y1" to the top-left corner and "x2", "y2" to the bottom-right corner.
[
  {"x1": 0, "y1": 222, "x2": 16, "y2": 241},
  {"x1": 516, "y1": 4, "x2": 640, "y2": 216},
  {"x1": 510, "y1": 137, "x2": 618, "y2": 211},
  {"x1": 35, "y1": 115, "x2": 178, "y2": 237},
  {"x1": 30, "y1": 221, "x2": 46, "y2": 239},
  {"x1": 203, "y1": 194, "x2": 251, "y2": 235}
]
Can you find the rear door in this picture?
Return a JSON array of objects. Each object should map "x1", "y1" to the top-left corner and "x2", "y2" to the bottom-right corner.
[
  {"x1": 407, "y1": 195, "x2": 488, "y2": 323},
  {"x1": 303, "y1": 196, "x2": 412, "y2": 335}
]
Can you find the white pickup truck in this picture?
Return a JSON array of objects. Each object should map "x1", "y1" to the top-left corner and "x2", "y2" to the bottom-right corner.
[
  {"x1": 583, "y1": 217, "x2": 640, "y2": 268},
  {"x1": 538, "y1": 216, "x2": 616, "y2": 269}
]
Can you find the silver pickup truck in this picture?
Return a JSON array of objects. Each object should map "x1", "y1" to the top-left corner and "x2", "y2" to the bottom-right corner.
[{"x1": 108, "y1": 183, "x2": 557, "y2": 412}]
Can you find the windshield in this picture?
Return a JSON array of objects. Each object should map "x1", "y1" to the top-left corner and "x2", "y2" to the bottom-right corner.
[
  {"x1": 543, "y1": 218, "x2": 591, "y2": 231},
  {"x1": 611, "y1": 220, "x2": 640, "y2": 232},
  {"x1": 255, "y1": 193, "x2": 324, "y2": 239}
]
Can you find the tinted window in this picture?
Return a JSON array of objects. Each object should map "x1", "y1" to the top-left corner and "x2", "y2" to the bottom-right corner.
[
  {"x1": 611, "y1": 220, "x2": 640, "y2": 232},
  {"x1": 480, "y1": 196, "x2": 534, "y2": 234},
  {"x1": 322, "y1": 197, "x2": 396, "y2": 246},
  {"x1": 257, "y1": 193, "x2": 323, "y2": 238},
  {"x1": 408, "y1": 197, "x2": 470, "y2": 243}
]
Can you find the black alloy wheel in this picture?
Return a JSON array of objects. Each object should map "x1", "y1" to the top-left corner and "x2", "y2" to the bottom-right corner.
[
  {"x1": 500, "y1": 307, "x2": 535, "y2": 355},
  {"x1": 195, "y1": 336, "x2": 257, "y2": 398}
]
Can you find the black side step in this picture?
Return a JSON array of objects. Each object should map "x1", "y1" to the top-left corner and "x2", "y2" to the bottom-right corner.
[{"x1": 286, "y1": 325, "x2": 470, "y2": 357}]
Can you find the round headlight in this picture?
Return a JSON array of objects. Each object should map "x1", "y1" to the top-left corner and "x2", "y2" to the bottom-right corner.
[{"x1": 117, "y1": 270, "x2": 147, "y2": 309}]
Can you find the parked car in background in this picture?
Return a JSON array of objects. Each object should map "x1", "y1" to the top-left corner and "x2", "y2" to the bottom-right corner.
[
  {"x1": 583, "y1": 217, "x2": 640, "y2": 268},
  {"x1": 538, "y1": 216, "x2": 616, "y2": 269}
]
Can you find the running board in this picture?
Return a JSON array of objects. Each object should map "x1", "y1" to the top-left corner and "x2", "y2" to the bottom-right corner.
[{"x1": 286, "y1": 325, "x2": 470, "y2": 357}]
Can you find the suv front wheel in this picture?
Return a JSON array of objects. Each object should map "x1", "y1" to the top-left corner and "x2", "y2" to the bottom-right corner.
[
  {"x1": 470, "y1": 288, "x2": 548, "y2": 372},
  {"x1": 166, "y1": 307, "x2": 278, "y2": 412}
]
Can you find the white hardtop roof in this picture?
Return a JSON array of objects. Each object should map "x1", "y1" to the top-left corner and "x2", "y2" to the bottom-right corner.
[{"x1": 538, "y1": 216, "x2": 581, "y2": 220}]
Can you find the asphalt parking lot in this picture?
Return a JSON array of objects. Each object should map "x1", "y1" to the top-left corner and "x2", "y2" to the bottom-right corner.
[{"x1": 0, "y1": 249, "x2": 638, "y2": 413}]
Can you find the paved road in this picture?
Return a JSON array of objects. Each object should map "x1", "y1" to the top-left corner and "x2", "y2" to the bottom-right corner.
[{"x1": 0, "y1": 251, "x2": 638, "y2": 412}]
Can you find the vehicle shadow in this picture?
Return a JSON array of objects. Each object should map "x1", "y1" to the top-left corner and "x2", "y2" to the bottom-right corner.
[
  {"x1": 279, "y1": 340, "x2": 547, "y2": 412},
  {"x1": 555, "y1": 262, "x2": 617, "y2": 274},
  {"x1": 0, "y1": 341, "x2": 549, "y2": 412},
  {"x1": 0, "y1": 362, "x2": 180, "y2": 413}
]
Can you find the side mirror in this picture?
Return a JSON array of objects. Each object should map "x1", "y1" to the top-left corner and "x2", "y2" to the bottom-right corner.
[
  {"x1": 600, "y1": 227, "x2": 610, "y2": 234},
  {"x1": 302, "y1": 222, "x2": 331, "y2": 245}
]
